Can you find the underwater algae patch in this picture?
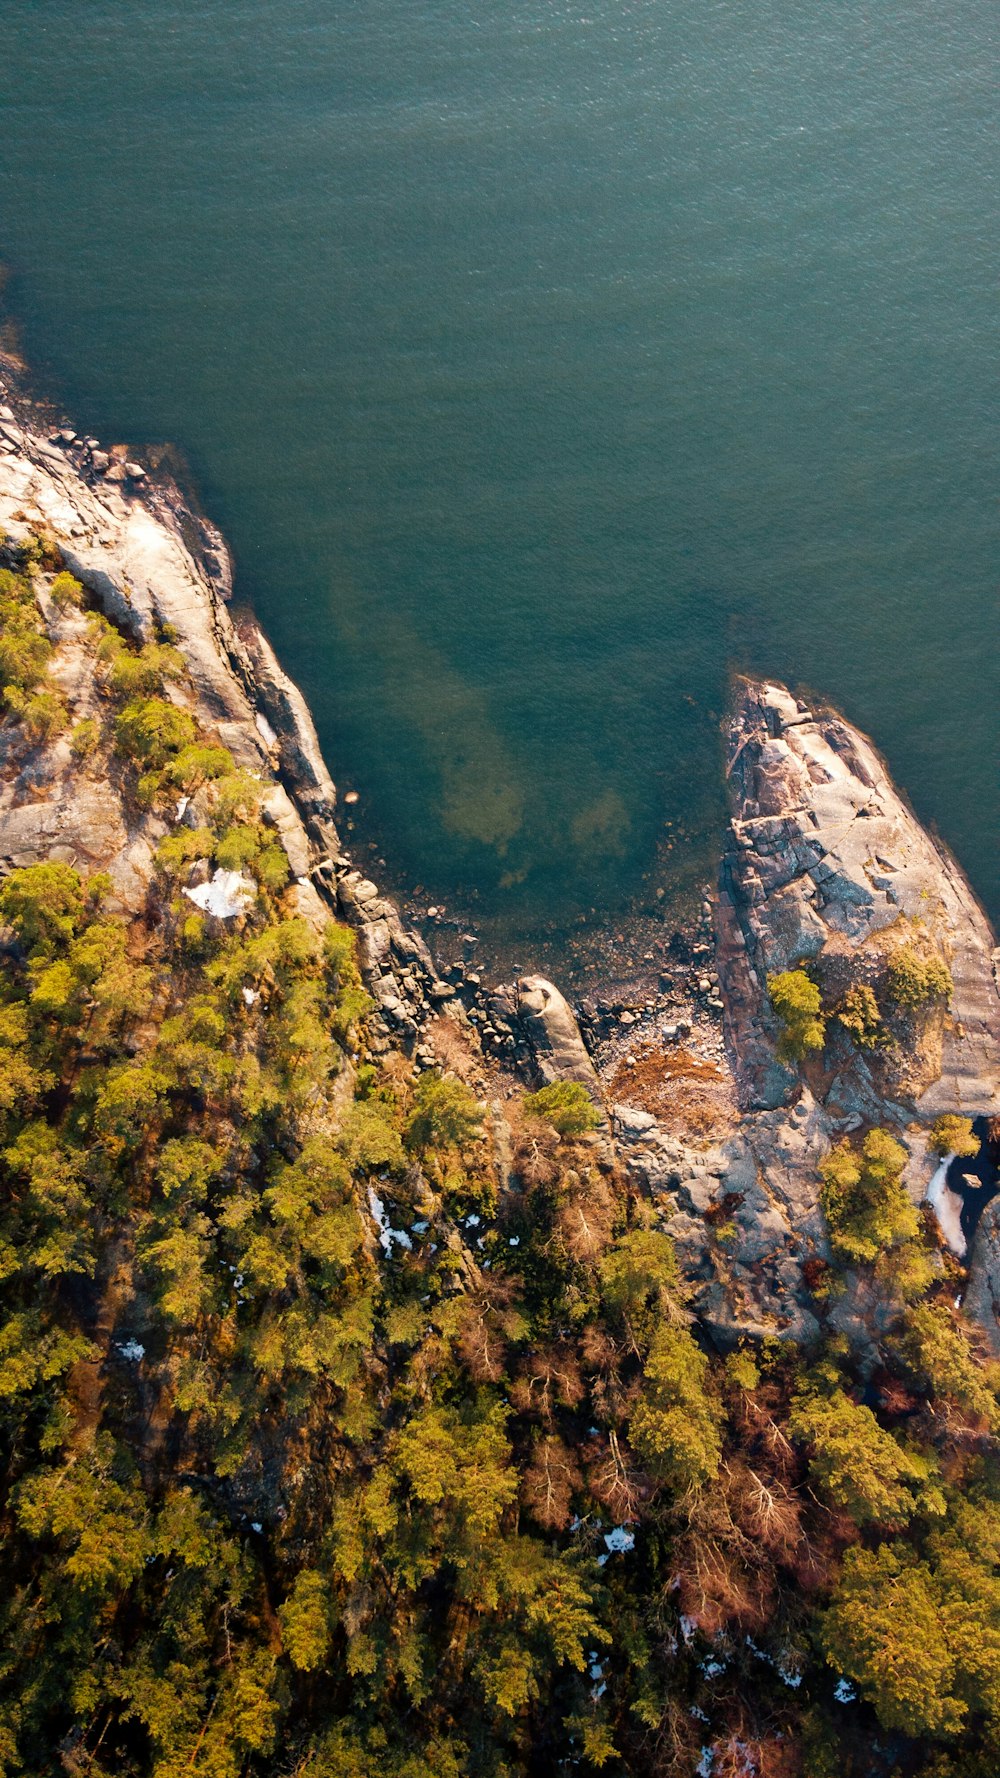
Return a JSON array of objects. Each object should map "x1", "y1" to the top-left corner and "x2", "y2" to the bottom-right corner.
[{"x1": 329, "y1": 582, "x2": 638, "y2": 896}]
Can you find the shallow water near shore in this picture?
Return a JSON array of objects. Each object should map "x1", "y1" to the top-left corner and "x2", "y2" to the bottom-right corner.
[{"x1": 0, "y1": 0, "x2": 997, "y2": 966}]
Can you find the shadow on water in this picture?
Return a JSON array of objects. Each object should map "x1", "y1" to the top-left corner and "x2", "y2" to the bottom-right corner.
[{"x1": 950, "y1": 1119, "x2": 1000, "y2": 1252}]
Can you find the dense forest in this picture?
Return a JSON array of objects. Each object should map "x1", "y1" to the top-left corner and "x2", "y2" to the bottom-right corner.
[{"x1": 2, "y1": 537, "x2": 1000, "y2": 1778}]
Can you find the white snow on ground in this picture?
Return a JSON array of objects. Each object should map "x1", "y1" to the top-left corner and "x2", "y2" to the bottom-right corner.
[
  {"x1": 255, "y1": 710, "x2": 278, "y2": 747},
  {"x1": 116, "y1": 1340, "x2": 145, "y2": 1363},
  {"x1": 183, "y1": 869, "x2": 257, "y2": 919},
  {"x1": 925, "y1": 1151, "x2": 966, "y2": 1257},
  {"x1": 368, "y1": 1187, "x2": 413, "y2": 1255},
  {"x1": 834, "y1": 1678, "x2": 857, "y2": 1703},
  {"x1": 604, "y1": 1526, "x2": 636, "y2": 1555}
]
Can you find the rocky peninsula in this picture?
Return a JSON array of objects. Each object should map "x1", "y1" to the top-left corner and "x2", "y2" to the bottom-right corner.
[
  {"x1": 3, "y1": 365, "x2": 1000, "y2": 1776},
  {"x1": 2, "y1": 377, "x2": 997, "y2": 1350}
]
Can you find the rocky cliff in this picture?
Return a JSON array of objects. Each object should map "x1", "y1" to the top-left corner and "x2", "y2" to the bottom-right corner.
[
  {"x1": 0, "y1": 388, "x2": 459, "y2": 1062},
  {"x1": 2, "y1": 379, "x2": 999, "y2": 1353},
  {"x1": 611, "y1": 678, "x2": 1000, "y2": 1349}
]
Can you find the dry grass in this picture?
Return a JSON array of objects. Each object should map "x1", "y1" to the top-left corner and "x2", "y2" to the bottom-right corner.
[{"x1": 607, "y1": 1043, "x2": 737, "y2": 1141}]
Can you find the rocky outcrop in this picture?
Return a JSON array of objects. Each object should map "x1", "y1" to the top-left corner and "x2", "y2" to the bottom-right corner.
[
  {"x1": 716, "y1": 679, "x2": 1000, "y2": 1120},
  {"x1": 0, "y1": 392, "x2": 453, "y2": 1052},
  {"x1": 516, "y1": 976, "x2": 605, "y2": 1101},
  {"x1": 616, "y1": 679, "x2": 1000, "y2": 1349}
]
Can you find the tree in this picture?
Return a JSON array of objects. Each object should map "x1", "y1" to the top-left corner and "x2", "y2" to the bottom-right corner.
[
  {"x1": 885, "y1": 943, "x2": 953, "y2": 1011},
  {"x1": 835, "y1": 983, "x2": 882, "y2": 1049},
  {"x1": 114, "y1": 696, "x2": 195, "y2": 767},
  {"x1": 279, "y1": 1567, "x2": 331, "y2": 1670},
  {"x1": 0, "y1": 861, "x2": 87, "y2": 955},
  {"x1": 929, "y1": 1115, "x2": 980, "y2": 1159},
  {"x1": 892, "y1": 1305, "x2": 999, "y2": 1426},
  {"x1": 629, "y1": 1325, "x2": 722, "y2": 1490},
  {"x1": 819, "y1": 1126, "x2": 918, "y2": 1265},
  {"x1": 821, "y1": 1544, "x2": 964, "y2": 1738},
  {"x1": 522, "y1": 1080, "x2": 601, "y2": 1137},
  {"x1": 789, "y1": 1382, "x2": 942, "y2": 1526},
  {"x1": 405, "y1": 1073, "x2": 483, "y2": 1152},
  {"x1": 767, "y1": 969, "x2": 826, "y2": 1062}
]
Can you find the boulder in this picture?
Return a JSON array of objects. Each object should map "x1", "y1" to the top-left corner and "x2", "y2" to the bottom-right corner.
[{"x1": 516, "y1": 975, "x2": 604, "y2": 1108}]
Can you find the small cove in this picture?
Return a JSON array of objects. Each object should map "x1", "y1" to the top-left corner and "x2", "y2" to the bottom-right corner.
[{"x1": 0, "y1": 0, "x2": 996, "y2": 973}]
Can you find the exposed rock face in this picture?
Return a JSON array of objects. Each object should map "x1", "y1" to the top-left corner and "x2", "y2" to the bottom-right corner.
[
  {"x1": 717, "y1": 679, "x2": 1000, "y2": 1120},
  {"x1": 0, "y1": 398, "x2": 453, "y2": 1050},
  {"x1": 516, "y1": 976, "x2": 604, "y2": 1100},
  {"x1": 615, "y1": 680, "x2": 1000, "y2": 1348}
]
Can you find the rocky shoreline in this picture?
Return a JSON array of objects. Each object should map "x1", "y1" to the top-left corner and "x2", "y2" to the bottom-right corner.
[{"x1": 2, "y1": 356, "x2": 999, "y2": 1354}]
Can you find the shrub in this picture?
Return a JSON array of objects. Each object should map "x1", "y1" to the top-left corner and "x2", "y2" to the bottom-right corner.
[
  {"x1": 928, "y1": 1114, "x2": 979, "y2": 1159},
  {"x1": 69, "y1": 718, "x2": 99, "y2": 759},
  {"x1": 162, "y1": 743, "x2": 234, "y2": 789},
  {"x1": 4, "y1": 685, "x2": 67, "y2": 741},
  {"x1": 522, "y1": 1080, "x2": 601, "y2": 1137},
  {"x1": 114, "y1": 697, "x2": 196, "y2": 768},
  {"x1": 885, "y1": 943, "x2": 952, "y2": 1011},
  {"x1": 155, "y1": 827, "x2": 214, "y2": 876},
  {"x1": 214, "y1": 824, "x2": 262, "y2": 871},
  {"x1": 767, "y1": 968, "x2": 826, "y2": 1062},
  {"x1": 836, "y1": 983, "x2": 882, "y2": 1050}
]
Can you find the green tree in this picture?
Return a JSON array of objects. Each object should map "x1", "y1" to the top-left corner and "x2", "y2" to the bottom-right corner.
[
  {"x1": 835, "y1": 982, "x2": 882, "y2": 1049},
  {"x1": 767, "y1": 969, "x2": 826, "y2": 1062},
  {"x1": 406, "y1": 1073, "x2": 484, "y2": 1152},
  {"x1": 822, "y1": 1543, "x2": 963, "y2": 1738},
  {"x1": 522, "y1": 1079, "x2": 601, "y2": 1137},
  {"x1": 789, "y1": 1381, "x2": 942, "y2": 1526},
  {"x1": 819, "y1": 1126, "x2": 918, "y2": 1265},
  {"x1": 929, "y1": 1115, "x2": 980, "y2": 1159},
  {"x1": 885, "y1": 943, "x2": 953, "y2": 1010},
  {"x1": 629, "y1": 1325, "x2": 722, "y2": 1489}
]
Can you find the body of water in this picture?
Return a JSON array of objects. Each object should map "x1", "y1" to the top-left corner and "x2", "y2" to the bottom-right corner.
[{"x1": 0, "y1": 0, "x2": 996, "y2": 952}]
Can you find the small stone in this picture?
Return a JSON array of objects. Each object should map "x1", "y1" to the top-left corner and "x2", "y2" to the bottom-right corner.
[
  {"x1": 0, "y1": 404, "x2": 14, "y2": 421},
  {"x1": 465, "y1": 972, "x2": 481, "y2": 987},
  {"x1": 58, "y1": 428, "x2": 77, "y2": 444},
  {"x1": 124, "y1": 461, "x2": 146, "y2": 479},
  {"x1": 105, "y1": 463, "x2": 127, "y2": 482},
  {"x1": 619, "y1": 1010, "x2": 635, "y2": 1026},
  {"x1": 344, "y1": 789, "x2": 359, "y2": 804},
  {"x1": 90, "y1": 451, "x2": 110, "y2": 473},
  {"x1": 427, "y1": 906, "x2": 439, "y2": 918},
  {"x1": 698, "y1": 977, "x2": 711, "y2": 994}
]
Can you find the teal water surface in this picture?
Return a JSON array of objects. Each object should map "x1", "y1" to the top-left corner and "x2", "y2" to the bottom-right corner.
[{"x1": 0, "y1": 0, "x2": 996, "y2": 946}]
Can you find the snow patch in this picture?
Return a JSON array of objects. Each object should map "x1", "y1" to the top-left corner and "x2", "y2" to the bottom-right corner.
[
  {"x1": 183, "y1": 869, "x2": 257, "y2": 920},
  {"x1": 116, "y1": 1339, "x2": 145, "y2": 1363},
  {"x1": 174, "y1": 795, "x2": 190, "y2": 823},
  {"x1": 604, "y1": 1526, "x2": 635, "y2": 1556},
  {"x1": 926, "y1": 1151, "x2": 966, "y2": 1257},
  {"x1": 254, "y1": 710, "x2": 278, "y2": 747},
  {"x1": 368, "y1": 1187, "x2": 412, "y2": 1255},
  {"x1": 834, "y1": 1678, "x2": 857, "y2": 1703}
]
